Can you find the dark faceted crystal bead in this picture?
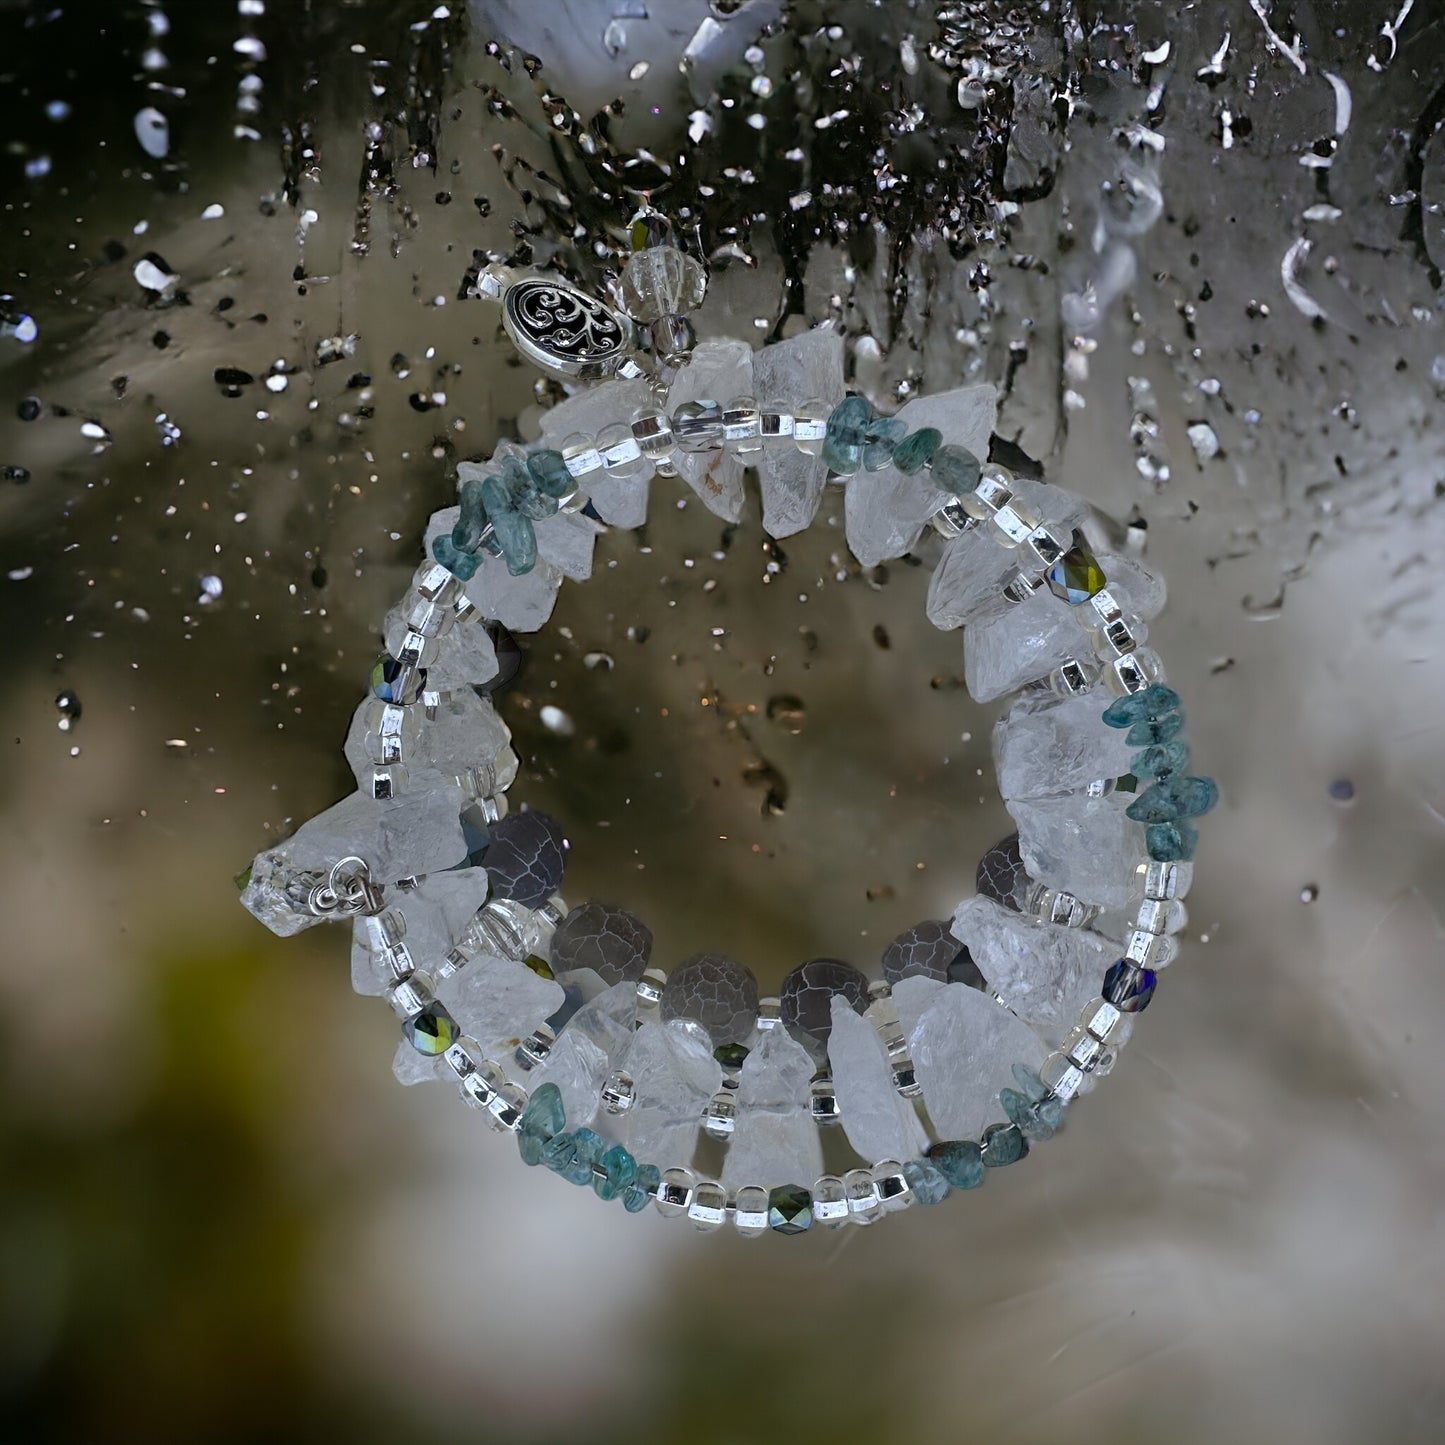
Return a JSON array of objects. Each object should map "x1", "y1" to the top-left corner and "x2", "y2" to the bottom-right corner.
[
  {"x1": 432, "y1": 532, "x2": 480, "y2": 581},
  {"x1": 780, "y1": 958, "x2": 869, "y2": 1043},
  {"x1": 821, "y1": 394, "x2": 873, "y2": 474},
  {"x1": 981, "y1": 1122, "x2": 1029, "y2": 1166},
  {"x1": 527, "y1": 448, "x2": 573, "y2": 499},
  {"x1": 767, "y1": 1183, "x2": 813, "y2": 1235},
  {"x1": 1146, "y1": 819, "x2": 1199, "y2": 862},
  {"x1": 484, "y1": 809, "x2": 568, "y2": 908},
  {"x1": 1103, "y1": 959, "x2": 1157, "y2": 1012},
  {"x1": 1125, "y1": 711, "x2": 1186, "y2": 747},
  {"x1": 1102, "y1": 684, "x2": 1182, "y2": 728},
  {"x1": 929, "y1": 443, "x2": 983, "y2": 496},
  {"x1": 660, "y1": 952, "x2": 759, "y2": 1049},
  {"x1": 403, "y1": 1002, "x2": 458, "y2": 1057},
  {"x1": 893, "y1": 426, "x2": 942, "y2": 474},
  {"x1": 549, "y1": 902, "x2": 653, "y2": 985},
  {"x1": 977, "y1": 833, "x2": 1028, "y2": 912},
  {"x1": 1126, "y1": 775, "x2": 1219, "y2": 824},
  {"x1": 370, "y1": 654, "x2": 426, "y2": 705},
  {"x1": 517, "y1": 1082, "x2": 565, "y2": 1166},
  {"x1": 713, "y1": 1042, "x2": 750, "y2": 1070},
  {"x1": 1131, "y1": 740, "x2": 1192, "y2": 779},
  {"x1": 927, "y1": 1139, "x2": 985, "y2": 1190},
  {"x1": 881, "y1": 920, "x2": 967, "y2": 985},
  {"x1": 1045, "y1": 534, "x2": 1107, "y2": 605}
]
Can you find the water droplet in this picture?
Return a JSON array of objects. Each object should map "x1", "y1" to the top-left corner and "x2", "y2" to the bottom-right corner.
[
  {"x1": 1300, "y1": 884, "x2": 1319, "y2": 904},
  {"x1": 1328, "y1": 778, "x2": 1355, "y2": 803},
  {"x1": 134, "y1": 106, "x2": 169, "y2": 160},
  {"x1": 539, "y1": 705, "x2": 575, "y2": 737},
  {"x1": 765, "y1": 695, "x2": 806, "y2": 734},
  {"x1": 56, "y1": 689, "x2": 81, "y2": 726}
]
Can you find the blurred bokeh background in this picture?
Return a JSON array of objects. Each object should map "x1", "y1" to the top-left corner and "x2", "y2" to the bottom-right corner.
[{"x1": 2, "y1": 1, "x2": 1443, "y2": 1441}]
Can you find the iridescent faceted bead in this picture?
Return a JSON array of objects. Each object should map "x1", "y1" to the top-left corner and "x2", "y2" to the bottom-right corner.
[
  {"x1": 1131, "y1": 740, "x2": 1192, "y2": 778},
  {"x1": 792, "y1": 399, "x2": 829, "y2": 456},
  {"x1": 926, "y1": 1139, "x2": 984, "y2": 1190},
  {"x1": 1000, "y1": 1086, "x2": 1063, "y2": 1141},
  {"x1": 1103, "y1": 959, "x2": 1157, "y2": 1012},
  {"x1": 861, "y1": 415, "x2": 907, "y2": 472},
  {"x1": 820, "y1": 394, "x2": 873, "y2": 474},
  {"x1": 892, "y1": 426, "x2": 942, "y2": 474},
  {"x1": 902, "y1": 1158, "x2": 951, "y2": 1206},
  {"x1": 1126, "y1": 775, "x2": 1219, "y2": 824},
  {"x1": 1102, "y1": 684, "x2": 1182, "y2": 728},
  {"x1": 713, "y1": 1041, "x2": 750, "y2": 1071},
  {"x1": 432, "y1": 533, "x2": 481, "y2": 581},
  {"x1": 622, "y1": 1162, "x2": 660, "y2": 1213},
  {"x1": 929, "y1": 443, "x2": 983, "y2": 496},
  {"x1": 780, "y1": 958, "x2": 869, "y2": 1043},
  {"x1": 881, "y1": 920, "x2": 970, "y2": 985},
  {"x1": 672, "y1": 399, "x2": 724, "y2": 452},
  {"x1": 592, "y1": 1143, "x2": 639, "y2": 1201},
  {"x1": 628, "y1": 208, "x2": 672, "y2": 252},
  {"x1": 977, "y1": 833, "x2": 1027, "y2": 912},
  {"x1": 370, "y1": 654, "x2": 426, "y2": 705},
  {"x1": 489, "y1": 505, "x2": 538, "y2": 577},
  {"x1": 1146, "y1": 819, "x2": 1200, "y2": 862},
  {"x1": 767, "y1": 1183, "x2": 813, "y2": 1235},
  {"x1": 1045, "y1": 533, "x2": 1108, "y2": 605},
  {"x1": 549, "y1": 902, "x2": 653, "y2": 985},
  {"x1": 659, "y1": 952, "x2": 759, "y2": 1049},
  {"x1": 1125, "y1": 711, "x2": 1186, "y2": 747},
  {"x1": 403, "y1": 1002, "x2": 458, "y2": 1056},
  {"x1": 527, "y1": 448, "x2": 573, "y2": 499},
  {"x1": 516, "y1": 1081, "x2": 565, "y2": 1166},
  {"x1": 621, "y1": 244, "x2": 707, "y2": 321},
  {"x1": 454, "y1": 477, "x2": 490, "y2": 550},
  {"x1": 484, "y1": 810, "x2": 568, "y2": 908},
  {"x1": 981, "y1": 1122, "x2": 1029, "y2": 1166}
]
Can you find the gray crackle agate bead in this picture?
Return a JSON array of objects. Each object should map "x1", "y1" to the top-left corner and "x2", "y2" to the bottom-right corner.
[
  {"x1": 880, "y1": 920, "x2": 984, "y2": 989},
  {"x1": 976, "y1": 832, "x2": 1028, "y2": 913},
  {"x1": 660, "y1": 952, "x2": 759, "y2": 1049},
  {"x1": 549, "y1": 901, "x2": 653, "y2": 985},
  {"x1": 483, "y1": 809, "x2": 567, "y2": 909},
  {"x1": 780, "y1": 958, "x2": 869, "y2": 1044}
]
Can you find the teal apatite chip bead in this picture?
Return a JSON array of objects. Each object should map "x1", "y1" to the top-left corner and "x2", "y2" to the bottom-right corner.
[
  {"x1": 516, "y1": 1083, "x2": 565, "y2": 1167},
  {"x1": 480, "y1": 473, "x2": 513, "y2": 520},
  {"x1": 1126, "y1": 775, "x2": 1219, "y2": 824},
  {"x1": 1000, "y1": 1086, "x2": 1063, "y2": 1141},
  {"x1": 432, "y1": 533, "x2": 481, "y2": 581},
  {"x1": 902, "y1": 1158, "x2": 951, "y2": 1207},
  {"x1": 862, "y1": 415, "x2": 907, "y2": 471},
  {"x1": 929, "y1": 443, "x2": 982, "y2": 497},
  {"x1": 622, "y1": 1162, "x2": 661, "y2": 1214},
  {"x1": 767, "y1": 1183, "x2": 813, "y2": 1234},
  {"x1": 527, "y1": 448, "x2": 573, "y2": 499},
  {"x1": 1011, "y1": 1062, "x2": 1049, "y2": 1103},
  {"x1": 926, "y1": 1139, "x2": 985, "y2": 1190},
  {"x1": 539, "y1": 1129, "x2": 577, "y2": 1176},
  {"x1": 454, "y1": 477, "x2": 489, "y2": 551},
  {"x1": 1125, "y1": 711, "x2": 1186, "y2": 747},
  {"x1": 893, "y1": 426, "x2": 942, "y2": 474},
  {"x1": 1102, "y1": 683, "x2": 1181, "y2": 728},
  {"x1": 490, "y1": 505, "x2": 539, "y2": 577},
  {"x1": 557, "y1": 1127, "x2": 606, "y2": 1187},
  {"x1": 1131, "y1": 740, "x2": 1192, "y2": 779},
  {"x1": 981, "y1": 1122, "x2": 1029, "y2": 1167},
  {"x1": 1147, "y1": 819, "x2": 1200, "y2": 861},
  {"x1": 821, "y1": 394, "x2": 872, "y2": 474},
  {"x1": 502, "y1": 455, "x2": 558, "y2": 521},
  {"x1": 592, "y1": 1144, "x2": 638, "y2": 1201}
]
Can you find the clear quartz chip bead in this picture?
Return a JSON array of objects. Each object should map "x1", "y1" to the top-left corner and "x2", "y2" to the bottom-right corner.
[
  {"x1": 811, "y1": 1174, "x2": 850, "y2": 1227},
  {"x1": 722, "y1": 395, "x2": 763, "y2": 451},
  {"x1": 733, "y1": 1185, "x2": 770, "y2": 1238},
  {"x1": 687, "y1": 1179, "x2": 728, "y2": 1232},
  {"x1": 653, "y1": 1166, "x2": 696, "y2": 1217},
  {"x1": 843, "y1": 1168, "x2": 885, "y2": 1224}
]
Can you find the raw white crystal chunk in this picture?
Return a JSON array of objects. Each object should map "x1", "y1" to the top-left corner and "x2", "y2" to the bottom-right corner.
[
  {"x1": 721, "y1": 1026, "x2": 824, "y2": 1191},
  {"x1": 949, "y1": 894, "x2": 1110, "y2": 1046},
  {"x1": 391, "y1": 1040, "x2": 447, "y2": 1087},
  {"x1": 240, "y1": 786, "x2": 468, "y2": 937},
  {"x1": 908, "y1": 985, "x2": 1047, "y2": 1140},
  {"x1": 1008, "y1": 794, "x2": 1147, "y2": 910},
  {"x1": 538, "y1": 376, "x2": 657, "y2": 529},
  {"x1": 613, "y1": 1018, "x2": 722, "y2": 1169},
  {"x1": 826, "y1": 996, "x2": 929, "y2": 1164},
  {"x1": 529, "y1": 980, "x2": 639, "y2": 1131},
  {"x1": 890, "y1": 974, "x2": 948, "y2": 1042},
  {"x1": 667, "y1": 338, "x2": 753, "y2": 522},
  {"x1": 963, "y1": 590, "x2": 1091, "y2": 702},
  {"x1": 465, "y1": 552, "x2": 564, "y2": 635},
  {"x1": 350, "y1": 866, "x2": 491, "y2": 996},
  {"x1": 1101, "y1": 551, "x2": 1167, "y2": 619},
  {"x1": 424, "y1": 615, "x2": 500, "y2": 693},
  {"x1": 844, "y1": 383, "x2": 997, "y2": 569},
  {"x1": 533, "y1": 508, "x2": 604, "y2": 582},
  {"x1": 926, "y1": 479, "x2": 1089, "y2": 630},
  {"x1": 436, "y1": 954, "x2": 565, "y2": 1057},
  {"x1": 993, "y1": 691, "x2": 1136, "y2": 801},
  {"x1": 752, "y1": 325, "x2": 845, "y2": 538}
]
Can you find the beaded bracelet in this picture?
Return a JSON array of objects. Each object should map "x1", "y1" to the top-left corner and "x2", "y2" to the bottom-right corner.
[{"x1": 240, "y1": 223, "x2": 1216, "y2": 1237}]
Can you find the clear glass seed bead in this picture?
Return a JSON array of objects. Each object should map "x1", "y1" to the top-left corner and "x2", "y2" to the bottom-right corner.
[
  {"x1": 1092, "y1": 613, "x2": 1147, "y2": 661},
  {"x1": 1048, "y1": 657, "x2": 1103, "y2": 698},
  {"x1": 843, "y1": 1168, "x2": 884, "y2": 1224},
  {"x1": 872, "y1": 1159, "x2": 912, "y2": 1212},
  {"x1": 960, "y1": 463, "x2": 1014, "y2": 520},
  {"x1": 702, "y1": 1088, "x2": 737, "y2": 1139},
  {"x1": 1040, "y1": 1052, "x2": 1084, "y2": 1101},
  {"x1": 809, "y1": 1071, "x2": 841, "y2": 1125},
  {"x1": 792, "y1": 399, "x2": 829, "y2": 455},
  {"x1": 687, "y1": 1179, "x2": 728, "y2": 1232},
  {"x1": 1136, "y1": 897, "x2": 1188, "y2": 935},
  {"x1": 388, "y1": 976, "x2": 431, "y2": 1019},
  {"x1": 395, "y1": 592, "x2": 456, "y2": 642},
  {"x1": 597, "y1": 422, "x2": 644, "y2": 478},
  {"x1": 733, "y1": 1185, "x2": 770, "y2": 1237},
  {"x1": 722, "y1": 395, "x2": 763, "y2": 451},
  {"x1": 930, "y1": 495, "x2": 976, "y2": 539},
  {"x1": 636, "y1": 965, "x2": 667, "y2": 1010},
  {"x1": 488, "y1": 1081, "x2": 527, "y2": 1131},
  {"x1": 811, "y1": 1175, "x2": 850, "y2": 1227},
  {"x1": 357, "y1": 699, "x2": 422, "y2": 766},
  {"x1": 412, "y1": 561, "x2": 463, "y2": 604},
  {"x1": 600, "y1": 1069, "x2": 636, "y2": 1114},
  {"x1": 654, "y1": 1166, "x2": 696, "y2": 1217},
  {"x1": 1140, "y1": 858, "x2": 1194, "y2": 900},
  {"x1": 631, "y1": 406, "x2": 676, "y2": 460},
  {"x1": 384, "y1": 618, "x2": 443, "y2": 669},
  {"x1": 759, "y1": 410, "x2": 794, "y2": 440},
  {"x1": 989, "y1": 500, "x2": 1042, "y2": 547},
  {"x1": 1080, "y1": 996, "x2": 1131, "y2": 1045},
  {"x1": 561, "y1": 431, "x2": 604, "y2": 479},
  {"x1": 1125, "y1": 929, "x2": 1180, "y2": 969},
  {"x1": 1104, "y1": 647, "x2": 1165, "y2": 697},
  {"x1": 672, "y1": 400, "x2": 725, "y2": 452}
]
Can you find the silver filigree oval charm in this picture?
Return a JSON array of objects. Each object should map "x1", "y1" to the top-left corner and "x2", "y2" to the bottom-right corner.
[{"x1": 501, "y1": 277, "x2": 636, "y2": 382}]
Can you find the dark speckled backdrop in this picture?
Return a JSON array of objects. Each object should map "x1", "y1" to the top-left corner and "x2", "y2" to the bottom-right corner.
[{"x1": 2, "y1": 2, "x2": 1443, "y2": 1441}]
